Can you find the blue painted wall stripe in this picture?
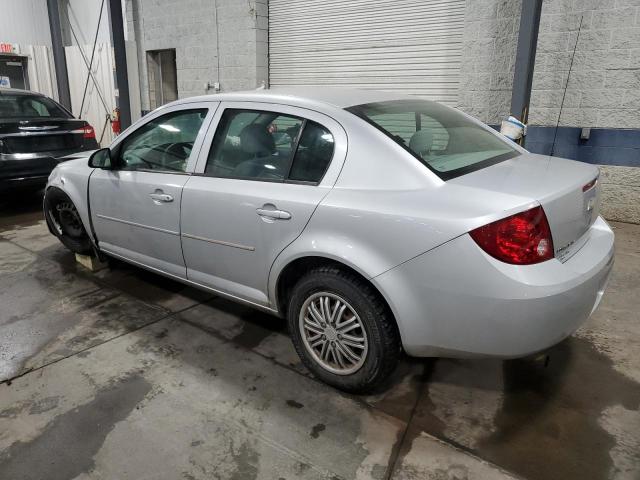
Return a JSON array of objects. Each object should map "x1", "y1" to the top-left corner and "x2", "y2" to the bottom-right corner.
[{"x1": 490, "y1": 126, "x2": 640, "y2": 167}]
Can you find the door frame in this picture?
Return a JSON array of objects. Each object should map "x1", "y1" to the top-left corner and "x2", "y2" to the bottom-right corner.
[
  {"x1": 0, "y1": 54, "x2": 29, "y2": 90},
  {"x1": 108, "y1": 99, "x2": 221, "y2": 173},
  {"x1": 192, "y1": 100, "x2": 349, "y2": 188}
]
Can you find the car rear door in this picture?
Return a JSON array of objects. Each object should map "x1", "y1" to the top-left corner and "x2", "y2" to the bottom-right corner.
[
  {"x1": 181, "y1": 101, "x2": 347, "y2": 307},
  {"x1": 89, "y1": 102, "x2": 217, "y2": 278}
]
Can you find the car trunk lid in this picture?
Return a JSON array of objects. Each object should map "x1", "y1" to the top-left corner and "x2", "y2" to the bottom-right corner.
[
  {"x1": 0, "y1": 118, "x2": 88, "y2": 154},
  {"x1": 450, "y1": 152, "x2": 600, "y2": 262}
]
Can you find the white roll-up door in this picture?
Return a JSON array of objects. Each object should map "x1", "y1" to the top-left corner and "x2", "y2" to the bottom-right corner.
[{"x1": 269, "y1": 0, "x2": 466, "y2": 105}]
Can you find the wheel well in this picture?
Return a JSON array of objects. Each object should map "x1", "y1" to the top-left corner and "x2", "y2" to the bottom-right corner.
[{"x1": 275, "y1": 256, "x2": 397, "y2": 327}]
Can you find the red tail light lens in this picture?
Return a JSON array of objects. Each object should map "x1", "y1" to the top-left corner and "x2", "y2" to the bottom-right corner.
[
  {"x1": 83, "y1": 124, "x2": 96, "y2": 139},
  {"x1": 469, "y1": 206, "x2": 554, "y2": 265}
]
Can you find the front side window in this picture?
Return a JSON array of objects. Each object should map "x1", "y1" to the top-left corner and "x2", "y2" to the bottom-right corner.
[
  {"x1": 347, "y1": 100, "x2": 519, "y2": 180},
  {"x1": 206, "y1": 109, "x2": 334, "y2": 183},
  {"x1": 117, "y1": 109, "x2": 207, "y2": 173}
]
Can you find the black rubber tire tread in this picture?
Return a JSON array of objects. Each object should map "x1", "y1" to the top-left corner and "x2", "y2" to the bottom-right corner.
[
  {"x1": 44, "y1": 188, "x2": 94, "y2": 256},
  {"x1": 287, "y1": 265, "x2": 401, "y2": 394}
]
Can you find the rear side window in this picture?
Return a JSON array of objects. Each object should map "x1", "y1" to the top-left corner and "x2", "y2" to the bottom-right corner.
[
  {"x1": 205, "y1": 109, "x2": 334, "y2": 184},
  {"x1": 289, "y1": 121, "x2": 334, "y2": 183}
]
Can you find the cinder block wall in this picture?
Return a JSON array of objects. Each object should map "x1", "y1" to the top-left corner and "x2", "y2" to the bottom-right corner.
[
  {"x1": 459, "y1": 0, "x2": 640, "y2": 224},
  {"x1": 125, "y1": 0, "x2": 268, "y2": 112}
]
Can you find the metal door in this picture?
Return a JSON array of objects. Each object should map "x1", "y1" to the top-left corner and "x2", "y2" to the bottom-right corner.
[
  {"x1": 269, "y1": 0, "x2": 466, "y2": 105},
  {"x1": 89, "y1": 103, "x2": 217, "y2": 278},
  {"x1": 181, "y1": 101, "x2": 348, "y2": 307}
]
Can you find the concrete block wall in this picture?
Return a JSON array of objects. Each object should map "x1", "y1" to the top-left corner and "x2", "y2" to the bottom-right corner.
[
  {"x1": 460, "y1": 0, "x2": 640, "y2": 224},
  {"x1": 530, "y1": 0, "x2": 640, "y2": 129},
  {"x1": 125, "y1": 0, "x2": 268, "y2": 112},
  {"x1": 457, "y1": 0, "x2": 522, "y2": 125}
]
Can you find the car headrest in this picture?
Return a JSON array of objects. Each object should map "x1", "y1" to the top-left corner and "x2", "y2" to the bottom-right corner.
[
  {"x1": 240, "y1": 124, "x2": 275, "y2": 156},
  {"x1": 409, "y1": 130, "x2": 433, "y2": 156}
]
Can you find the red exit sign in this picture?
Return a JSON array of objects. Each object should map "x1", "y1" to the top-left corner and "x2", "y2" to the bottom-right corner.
[{"x1": 0, "y1": 43, "x2": 15, "y2": 53}]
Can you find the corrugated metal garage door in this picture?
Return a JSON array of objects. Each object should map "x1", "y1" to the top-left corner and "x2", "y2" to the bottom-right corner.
[{"x1": 268, "y1": 0, "x2": 466, "y2": 105}]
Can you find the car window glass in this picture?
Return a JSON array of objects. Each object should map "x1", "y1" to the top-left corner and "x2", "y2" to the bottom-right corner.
[
  {"x1": 288, "y1": 121, "x2": 334, "y2": 183},
  {"x1": 348, "y1": 100, "x2": 517, "y2": 179},
  {"x1": 0, "y1": 94, "x2": 70, "y2": 118},
  {"x1": 364, "y1": 112, "x2": 449, "y2": 152},
  {"x1": 205, "y1": 109, "x2": 303, "y2": 181},
  {"x1": 27, "y1": 99, "x2": 51, "y2": 117},
  {"x1": 118, "y1": 109, "x2": 207, "y2": 173}
]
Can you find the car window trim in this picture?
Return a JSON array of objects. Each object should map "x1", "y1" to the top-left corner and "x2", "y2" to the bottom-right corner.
[
  {"x1": 283, "y1": 118, "x2": 307, "y2": 181},
  {"x1": 129, "y1": 168, "x2": 191, "y2": 175},
  {"x1": 191, "y1": 100, "x2": 347, "y2": 187},
  {"x1": 203, "y1": 108, "x2": 330, "y2": 185},
  {"x1": 112, "y1": 107, "x2": 210, "y2": 174},
  {"x1": 285, "y1": 121, "x2": 335, "y2": 185}
]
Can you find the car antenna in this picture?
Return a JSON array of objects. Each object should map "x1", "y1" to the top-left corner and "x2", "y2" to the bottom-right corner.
[{"x1": 550, "y1": 14, "x2": 583, "y2": 157}]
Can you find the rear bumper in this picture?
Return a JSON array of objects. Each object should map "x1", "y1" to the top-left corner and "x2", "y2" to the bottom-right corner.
[{"x1": 375, "y1": 216, "x2": 615, "y2": 358}]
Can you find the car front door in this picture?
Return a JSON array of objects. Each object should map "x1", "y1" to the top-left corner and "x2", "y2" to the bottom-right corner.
[
  {"x1": 89, "y1": 103, "x2": 216, "y2": 278},
  {"x1": 181, "y1": 102, "x2": 347, "y2": 307}
]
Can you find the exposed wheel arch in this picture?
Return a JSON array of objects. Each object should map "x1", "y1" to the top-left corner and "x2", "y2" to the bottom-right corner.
[
  {"x1": 275, "y1": 256, "x2": 401, "y2": 344},
  {"x1": 44, "y1": 186, "x2": 94, "y2": 256}
]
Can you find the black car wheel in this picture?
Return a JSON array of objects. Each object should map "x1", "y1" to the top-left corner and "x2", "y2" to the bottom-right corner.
[
  {"x1": 44, "y1": 188, "x2": 93, "y2": 255},
  {"x1": 287, "y1": 266, "x2": 401, "y2": 394}
]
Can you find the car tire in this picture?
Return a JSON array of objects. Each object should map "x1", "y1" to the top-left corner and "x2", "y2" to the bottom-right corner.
[
  {"x1": 287, "y1": 266, "x2": 400, "y2": 394},
  {"x1": 44, "y1": 188, "x2": 94, "y2": 256}
]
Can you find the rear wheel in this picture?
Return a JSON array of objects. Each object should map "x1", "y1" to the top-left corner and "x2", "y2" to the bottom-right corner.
[
  {"x1": 287, "y1": 266, "x2": 400, "y2": 393},
  {"x1": 44, "y1": 188, "x2": 93, "y2": 255}
]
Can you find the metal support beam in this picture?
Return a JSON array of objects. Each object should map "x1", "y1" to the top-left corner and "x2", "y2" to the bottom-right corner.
[
  {"x1": 47, "y1": 0, "x2": 72, "y2": 109},
  {"x1": 108, "y1": 0, "x2": 131, "y2": 129},
  {"x1": 510, "y1": 0, "x2": 543, "y2": 143}
]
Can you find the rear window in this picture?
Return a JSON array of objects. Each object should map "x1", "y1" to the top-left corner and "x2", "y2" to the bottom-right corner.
[
  {"x1": 346, "y1": 99, "x2": 519, "y2": 180},
  {"x1": 0, "y1": 93, "x2": 71, "y2": 119}
]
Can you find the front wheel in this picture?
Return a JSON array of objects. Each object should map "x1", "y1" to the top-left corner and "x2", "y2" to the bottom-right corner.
[
  {"x1": 287, "y1": 266, "x2": 401, "y2": 394},
  {"x1": 44, "y1": 188, "x2": 93, "y2": 255}
]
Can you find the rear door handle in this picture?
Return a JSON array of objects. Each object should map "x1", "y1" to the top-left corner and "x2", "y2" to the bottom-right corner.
[
  {"x1": 256, "y1": 207, "x2": 291, "y2": 220},
  {"x1": 149, "y1": 192, "x2": 173, "y2": 203}
]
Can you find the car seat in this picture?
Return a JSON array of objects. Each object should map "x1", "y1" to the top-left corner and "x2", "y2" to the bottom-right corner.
[
  {"x1": 409, "y1": 129, "x2": 433, "y2": 158},
  {"x1": 233, "y1": 124, "x2": 281, "y2": 178}
]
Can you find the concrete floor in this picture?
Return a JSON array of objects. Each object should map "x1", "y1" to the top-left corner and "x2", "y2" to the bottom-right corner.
[{"x1": 0, "y1": 191, "x2": 639, "y2": 480}]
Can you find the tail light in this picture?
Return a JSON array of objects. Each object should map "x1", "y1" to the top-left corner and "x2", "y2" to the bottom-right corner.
[
  {"x1": 83, "y1": 124, "x2": 96, "y2": 139},
  {"x1": 469, "y1": 206, "x2": 554, "y2": 265}
]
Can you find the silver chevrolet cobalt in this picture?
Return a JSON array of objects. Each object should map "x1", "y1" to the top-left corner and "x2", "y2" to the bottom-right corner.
[{"x1": 44, "y1": 88, "x2": 614, "y2": 392}]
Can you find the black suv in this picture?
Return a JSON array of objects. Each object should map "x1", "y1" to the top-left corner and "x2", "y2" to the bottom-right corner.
[{"x1": 0, "y1": 88, "x2": 99, "y2": 191}]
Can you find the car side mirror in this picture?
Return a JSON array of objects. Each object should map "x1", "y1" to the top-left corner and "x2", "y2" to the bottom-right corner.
[{"x1": 88, "y1": 148, "x2": 113, "y2": 169}]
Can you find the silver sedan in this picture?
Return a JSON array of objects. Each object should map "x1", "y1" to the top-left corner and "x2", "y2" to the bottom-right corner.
[{"x1": 44, "y1": 88, "x2": 614, "y2": 392}]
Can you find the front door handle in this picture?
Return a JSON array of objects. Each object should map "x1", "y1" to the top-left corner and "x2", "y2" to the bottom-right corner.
[
  {"x1": 256, "y1": 207, "x2": 291, "y2": 220},
  {"x1": 149, "y1": 192, "x2": 173, "y2": 203}
]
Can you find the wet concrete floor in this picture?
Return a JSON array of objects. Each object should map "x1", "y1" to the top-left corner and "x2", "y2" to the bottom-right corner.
[{"x1": 0, "y1": 190, "x2": 639, "y2": 479}]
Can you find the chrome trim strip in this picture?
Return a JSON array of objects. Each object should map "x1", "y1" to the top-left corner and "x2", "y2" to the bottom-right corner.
[
  {"x1": 19, "y1": 125, "x2": 58, "y2": 131},
  {"x1": 0, "y1": 130, "x2": 81, "y2": 137},
  {"x1": 99, "y1": 247, "x2": 277, "y2": 314},
  {"x1": 181, "y1": 232, "x2": 255, "y2": 251},
  {"x1": 95, "y1": 214, "x2": 179, "y2": 236}
]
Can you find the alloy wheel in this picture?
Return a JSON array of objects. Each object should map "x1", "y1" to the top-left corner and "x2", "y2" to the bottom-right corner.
[{"x1": 299, "y1": 292, "x2": 368, "y2": 375}]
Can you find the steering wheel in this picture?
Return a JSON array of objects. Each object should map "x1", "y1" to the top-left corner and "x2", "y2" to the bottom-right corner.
[
  {"x1": 163, "y1": 142, "x2": 192, "y2": 159},
  {"x1": 161, "y1": 142, "x2": 193, "y2": 170}
]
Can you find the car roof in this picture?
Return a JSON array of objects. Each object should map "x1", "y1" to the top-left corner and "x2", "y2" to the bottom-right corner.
[
  {"x1": 0, "y1": 87, "x2": 43, "y2": 96},
  {"x1": 174, "y1": 87, "x2": 413, "y2": 109}
]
